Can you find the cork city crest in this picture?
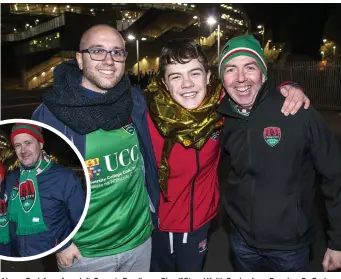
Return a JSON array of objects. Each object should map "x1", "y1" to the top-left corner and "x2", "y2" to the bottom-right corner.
[
  {"x1": 198, "y1": 239, "x2": 208, "y2": 253},
  {"x1": 123, "y1": 123, "x2": 135, "y2": 135},
  {"x1": 210, "y1": 130, "x2": 221, "y2": 141},
  {"x1": 263, "y1": 127, "x2": 281, "y2": 147},
  {"x1": 19, "y1": 180, "x2": 36, "y2": 212}
]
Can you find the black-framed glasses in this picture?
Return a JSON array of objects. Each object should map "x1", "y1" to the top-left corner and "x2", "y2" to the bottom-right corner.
[{"x1": 79, "y1": 47, "x2": 128, "y2": 62}]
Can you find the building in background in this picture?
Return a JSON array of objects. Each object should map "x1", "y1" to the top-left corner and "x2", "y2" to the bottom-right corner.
[{"x1": 1, "y1": 3, "x2": 248, "y2": 90}]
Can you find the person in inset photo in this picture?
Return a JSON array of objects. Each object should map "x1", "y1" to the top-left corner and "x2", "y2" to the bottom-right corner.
[
  {"x1": 0, "y1": 160, "x2": 11, "y2": 257},
  {"x1": 0, "y1": 122, "x2": 86, "y2": 258}
]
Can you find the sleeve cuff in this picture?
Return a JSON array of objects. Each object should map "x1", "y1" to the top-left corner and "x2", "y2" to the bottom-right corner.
[
  {"x1": 277, "y1": 81, "x2": 304, "y2": 92},
  {"x1": 328, "y1": 240, "x2": 341, "y2": 252},
  {"x1": 55, "y1": 239, "x2": 72, "y2": 254}
]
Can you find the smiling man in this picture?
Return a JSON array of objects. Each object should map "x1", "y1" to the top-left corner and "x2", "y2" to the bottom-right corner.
[
  {"x1": 76, "y1": 28, "x2": 126, "y2": 93},
  {"x1": 217, "y1": 35, "x2": 341, "y2": 272},
  {"x1": 0, "y1": 123, "x2": 84, "y2": 257},
  {"x1": 32, "y1": 24, "x2": 160, "y2": 272},
  {"x1": 222, "y1": 55, "x2": 265, "y2": 107}
]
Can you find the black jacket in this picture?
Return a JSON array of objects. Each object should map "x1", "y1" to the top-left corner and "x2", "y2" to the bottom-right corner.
[{"x1": 217, "y1": 80, "x2": 341, "y2": 251}]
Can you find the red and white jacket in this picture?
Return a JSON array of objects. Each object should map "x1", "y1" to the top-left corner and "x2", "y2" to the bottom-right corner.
[{"x1": 147, "y1": 112, "x2": 221, "y2": 233}]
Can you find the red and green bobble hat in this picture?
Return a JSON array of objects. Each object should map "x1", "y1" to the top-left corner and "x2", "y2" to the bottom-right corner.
[
  {"x1": 10, "y1": 123, "x2": 44, "y2": 145},
  {"x1": 218, "y1": 35, "x2": 267, "y2": 84}
]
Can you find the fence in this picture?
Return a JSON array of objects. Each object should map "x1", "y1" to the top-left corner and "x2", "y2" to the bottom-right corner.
[{"x1": 270, "y1": 61, "x2": 341, "y2": 111}]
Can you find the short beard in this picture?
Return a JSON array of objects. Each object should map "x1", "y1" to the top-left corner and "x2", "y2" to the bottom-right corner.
[{"x1": 82, "y1": 67, "x2": 123, "y2": 93}]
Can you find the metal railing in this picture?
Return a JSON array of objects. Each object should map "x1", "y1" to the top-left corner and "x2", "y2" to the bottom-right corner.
[
  {"x1": 58, "y1": 51, "x2": 77, "y2": 58},
  {"x1": 2, "y1": 15, "x2": 65, "y2": 42},
  {"x1": 271, "y1": 61, "x2": 341, "y2": 111},
  {"x1": 26, "y1": 58, "x2": 67, "y2": 89}
]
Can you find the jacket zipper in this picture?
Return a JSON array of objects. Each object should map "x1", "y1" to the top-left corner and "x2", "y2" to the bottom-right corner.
[
  {"x1": 247, "y1": 120, "x2": 256, "y2": 240},
  {"x1": 250, "y1": 178, "x2": 256, "y2": 239},
  {"x1": 190, "y1": 150, "x2": 200, "y2": 232},
  {"x1": 296, "y1": 183, "x2": 301, "y2": 238}
]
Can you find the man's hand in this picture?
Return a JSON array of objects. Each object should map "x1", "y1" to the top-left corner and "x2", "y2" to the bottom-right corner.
[
  {"x1": 56, "y1": 243, "x2": 82, "y2": 267},
  {"x1": 322, "y1": 248, "x2": 341, "y2": 271},
  {"x1": 280, "y1": 85, "x2": 310, "y2": 116}
]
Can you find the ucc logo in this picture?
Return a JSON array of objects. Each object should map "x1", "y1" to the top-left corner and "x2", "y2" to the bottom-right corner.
[{"x1": 104, "y1": 144, "x2": 139, "y2": 172}]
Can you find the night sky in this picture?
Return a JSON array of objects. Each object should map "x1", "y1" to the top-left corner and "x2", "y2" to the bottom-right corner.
[{"x1": 244, "y1": 3, "x2": 339, "y2": 60}]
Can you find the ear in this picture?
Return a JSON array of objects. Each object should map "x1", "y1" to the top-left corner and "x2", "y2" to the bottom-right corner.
[
  {"x1": 39, "y1": 142, "x2": 44, "y2": 150},
  {"x1": 76, "y1": 52, "x2": 83, "y2": 70},
  {"x1": 161, "y1": 78, "x2": 169, "y2": 91},
  {"x1": 206, "y1": 70, "x2": 211, "y2": 85}
]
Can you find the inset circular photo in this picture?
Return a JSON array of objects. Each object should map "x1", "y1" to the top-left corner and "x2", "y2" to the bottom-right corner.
[{"x1": 0, "y1": 119, "x2": 90, "y2": 262}]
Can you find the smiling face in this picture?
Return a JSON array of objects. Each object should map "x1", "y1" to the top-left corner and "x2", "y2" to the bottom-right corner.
[
  {"x1": 13, "y1": 134, "x2": 43, "y2": 168},
  {"x1": 222, "y1": 55, "x2": 264, "y2": 107},
  {"x1": 76, "y1": 25, "x2": 126, "y2": 93},
  {"x1": 162, "y1": 58, "x2": 211, "y2": 110}
]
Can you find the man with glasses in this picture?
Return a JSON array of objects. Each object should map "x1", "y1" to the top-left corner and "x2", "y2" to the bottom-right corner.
[{"x1": 32, "y1": 24, "x2": 160, "y2": 272}]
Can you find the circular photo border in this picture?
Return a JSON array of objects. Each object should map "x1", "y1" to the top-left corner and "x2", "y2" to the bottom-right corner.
[{"x1": 0, "y1": 118, "x2": 91, "y2": 262}]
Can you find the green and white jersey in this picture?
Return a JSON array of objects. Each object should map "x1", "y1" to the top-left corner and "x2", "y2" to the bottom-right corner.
[{"x1": 73, "y1": 123, "x2": 152, "y2": 257}]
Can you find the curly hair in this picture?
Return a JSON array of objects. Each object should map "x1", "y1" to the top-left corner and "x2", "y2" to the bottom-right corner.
[{"x1": 159, "y1": 38, "x2": 210, "y2": 77}]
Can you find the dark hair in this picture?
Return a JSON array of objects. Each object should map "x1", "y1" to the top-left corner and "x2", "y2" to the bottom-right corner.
[{"x1": 159, "y1": 38, "x2": 210, "y2": 77}]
